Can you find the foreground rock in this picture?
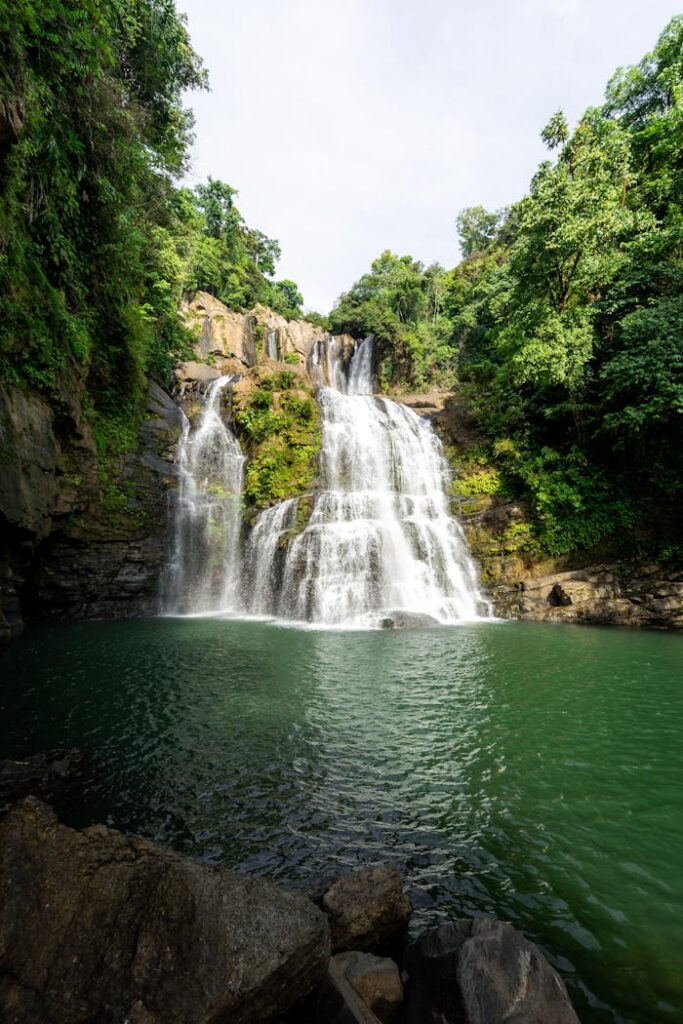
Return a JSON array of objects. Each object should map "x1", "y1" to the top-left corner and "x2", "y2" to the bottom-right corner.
[
  {"x1": 404, "y1": 919, "x2": 580, "y2": 1024},
  {"x1": 336, "y1": 951, "x2": 403, "y2": 1022},
  {"x1": 0, "y1": 799, "x2": 329, "y2": 1024},
  {"x1": 0, "y1": 749, "x2": 89, "y2": 816},
  {"x1": 312, "y1": 955, "x2": 385, "y2": 1024},
  {"x1": 313, "y1": 864, "x2": 412, "y2": 954}
]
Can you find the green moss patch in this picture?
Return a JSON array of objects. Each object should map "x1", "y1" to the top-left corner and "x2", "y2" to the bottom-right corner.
[{"x1": 235, "y1": 373, "x2": 321, "y2": 508}]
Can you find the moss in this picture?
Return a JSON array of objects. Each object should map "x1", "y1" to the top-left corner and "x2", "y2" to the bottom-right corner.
[
  {"x1": 235, "y1": 372, "x2": 321, "y2": 508},
  {"x1": 451, "y1": 467, "x2": 502, "y2": 497},
  {"x1": 284, "y1": 352, "x2": 299, "y2": 365}
]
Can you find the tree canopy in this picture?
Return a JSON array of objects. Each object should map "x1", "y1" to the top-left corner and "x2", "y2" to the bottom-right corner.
[{"x1": 331, "y1": 16, "x2": 683, "y2": 561}]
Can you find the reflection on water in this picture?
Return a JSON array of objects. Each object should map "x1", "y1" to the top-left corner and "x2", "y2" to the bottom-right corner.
[{"x1": 1, "y1": 618, "x2": 682, "y2": 1024}]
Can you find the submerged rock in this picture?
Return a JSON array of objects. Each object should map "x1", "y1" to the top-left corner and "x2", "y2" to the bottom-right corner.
[
  {"x1": 0, "y1": 749, "x2": 89, "y2": 817},
  {"x1": 403, "y1": 918, "x2": 580, "y2": 1024},
  {"x1": 0, "y1": 798, "x2": 329, "y2": 1024},
  {"x1": 313, "y1": 864, "x2": 412, "y2": 954},
  {"x1": 379, "y1": 610, "x2": 441, "y2": 629}
]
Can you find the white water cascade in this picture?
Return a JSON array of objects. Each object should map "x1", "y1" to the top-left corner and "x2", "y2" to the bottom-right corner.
[
  {"x1": 246, "y1": 338, "x2": 490, "y2": 626},
  {"x1": 163, "y1": 375, "x2": 245, "y2": 615}
]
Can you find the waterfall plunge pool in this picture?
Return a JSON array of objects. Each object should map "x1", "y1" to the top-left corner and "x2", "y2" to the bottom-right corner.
[{"x1": 1, "y1": 616, "x2": 681, "y2": 1024}]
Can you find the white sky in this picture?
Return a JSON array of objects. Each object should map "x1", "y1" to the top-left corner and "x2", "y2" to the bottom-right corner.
[{"x1": 180, "y1": 0, "x2": 680, "y2": 312}]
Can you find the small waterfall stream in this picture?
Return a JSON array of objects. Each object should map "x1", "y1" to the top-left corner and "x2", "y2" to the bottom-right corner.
[
  {"x1": 163, "y1": 375, "x2": 245, "y2": 615},
  {"x1": 165, "y1": 340, "x2": 489, "y2": 625}
]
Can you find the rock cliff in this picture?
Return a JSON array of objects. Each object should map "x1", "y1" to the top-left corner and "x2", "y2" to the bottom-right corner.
[
  {"x1": 0, "y1": 376, "x2": 182, "y2": 639},
  {"x1": 177, "y1": 291, "x2": 333, "y2": 378}
]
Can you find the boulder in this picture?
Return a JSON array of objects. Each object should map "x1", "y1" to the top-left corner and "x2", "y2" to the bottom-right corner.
[
  {"x1": 379, "y1": 610, "x2": 440, "y2": 629},
  {"x1": 315, "y1": 864, "x2": 412, "y2": 954},
  {"x1": 0, "y1": 798, "x2": 330, "y2": 1024},
  {"x1": 0, "y1": 750, "x2": 89, "y2": 817},
  {"x1": 337, "y1": 951, "x2": 403, "y2": 1023},
  {"x1": 403, "y1": 918, "x2": 580, "y2": 1024}
]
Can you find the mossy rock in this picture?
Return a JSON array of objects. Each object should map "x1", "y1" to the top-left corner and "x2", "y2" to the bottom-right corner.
[{"x1": 234, "y1": 372, "x2": 322, "y2": 509}]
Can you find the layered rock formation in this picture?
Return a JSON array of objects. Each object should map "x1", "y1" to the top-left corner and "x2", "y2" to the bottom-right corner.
[{"x1": 177, "y1": 291, "x2": 336, "y2": 378}]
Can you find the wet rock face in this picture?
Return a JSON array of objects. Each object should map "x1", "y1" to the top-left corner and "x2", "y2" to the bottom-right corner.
[
  {"x1": 0, "y1": 378, "x2": 183, "y2": 637},
  {"x1": 0, "y1": 386, "x2": 58, "y2": 537},
  {"x1": 403, "y1": 919, "x2": 580, "y2": 1024},
  {"x1": 314, "y1": 864, "x2": 412, "y2": 955},
  {"x1": 0, "y1": 386, "x2": 60, "y2": 638},
  {"x1": 0, "y1": 799, "x2": 330, "y2": 1024}
]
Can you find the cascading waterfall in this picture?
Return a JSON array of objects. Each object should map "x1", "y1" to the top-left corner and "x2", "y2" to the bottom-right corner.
[
  {"x1": 163, "y1": 375, "x2": 245, "y2": 615},
  {"x1": 247, "y1": 337, "x2": 490, "y2": 625},
  {"x1": 164, "y1": 338, "x2": 489, "y2": 625}
]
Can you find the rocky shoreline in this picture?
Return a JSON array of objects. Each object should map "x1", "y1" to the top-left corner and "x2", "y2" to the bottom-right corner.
[{"x1": 0, "y1": 755, "x2": 581, "y2": 1023}]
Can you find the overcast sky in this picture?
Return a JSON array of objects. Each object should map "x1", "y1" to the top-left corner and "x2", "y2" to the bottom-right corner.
[{"x1": 180, "y1": 0, "x2": 680, "y2": 312}]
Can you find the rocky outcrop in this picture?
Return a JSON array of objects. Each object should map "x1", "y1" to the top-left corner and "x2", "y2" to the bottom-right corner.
[
  {"x1": 312, "y1": 865, "x2": 412, "y2": 954},
  {"x1": 498, "y1": 563, "x2": 683, "y2": 627},
  {"x1": 403, "y1": 919, "x2": 580, "y2": 1024},
  {"x1": 0, "y1": 804, "x2": 582, "y2": 1024},
  {"x1": 182, "y1": 292, "x2": 328, "y2": 370},
  {"x1": 0, "y1": 798, "x2": 329, "y2": 1024},
  {"x1": 0, "y1": 377, "x2": 183, "y2": 638},
  {"x1": 461, "y1": 498, "x2": 683, "y2": 628}
]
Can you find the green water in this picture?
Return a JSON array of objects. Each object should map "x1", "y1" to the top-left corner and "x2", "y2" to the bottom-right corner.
[{"x1": 1, "y1": 618, "x2": 681, "y2": 1022}]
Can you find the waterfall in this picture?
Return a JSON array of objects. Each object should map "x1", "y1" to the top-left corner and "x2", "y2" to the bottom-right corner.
[
  {"x1": 244, "y1": 498, "x2": 298, "y2": 616},
  {"x1": 248, "y1": 337, "x2": 490, "y2": 626},
  {"x1": 163, "y1": 375, "x2": 244, "y2": 615}
]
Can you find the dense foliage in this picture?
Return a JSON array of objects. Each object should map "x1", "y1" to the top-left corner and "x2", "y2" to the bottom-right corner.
[
  {"x1": 181, "y1": 178, "x2": 304, "y2": 320},
  {"x1": 234, "y1": 372, "x2": 321, "y2": 509},
  {"x1": 329, "y1": 251, "x2": 452, "y2": 389},
  {"x1": 0, "y1": 0, "x2": 203, "y2": 410},
  {"x1": 333, "y1": 17, "x2": 683, "y2": 561},
  {"x1": 0, "y1": 1, "x2": 303, "y2": 423}
]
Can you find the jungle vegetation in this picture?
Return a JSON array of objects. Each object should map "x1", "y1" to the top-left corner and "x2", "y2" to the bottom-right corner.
[
  {"x1": 331, "y1": 16, "x2": 683, "y2": 561},
  {"x1": 0, "y1": 0, "x2": 303, "y2": 414}
]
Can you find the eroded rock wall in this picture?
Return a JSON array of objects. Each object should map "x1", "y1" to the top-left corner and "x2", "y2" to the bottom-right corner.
[{"x1": 178, "y1": 292, "x2": 337, "y2": 376}]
